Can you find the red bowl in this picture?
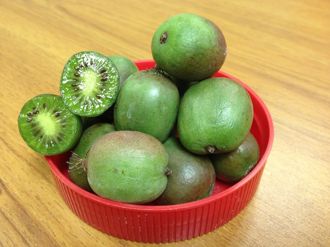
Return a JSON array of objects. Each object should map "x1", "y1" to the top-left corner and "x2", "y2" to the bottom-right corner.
[{"x1": 46, "y1": 60, "x2": 274, "y2": 243}]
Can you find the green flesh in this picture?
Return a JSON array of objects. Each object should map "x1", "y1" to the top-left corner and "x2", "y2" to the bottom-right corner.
[
  {"x1": 36, "y1": 112, "x2": 58, "y2": 136},
  {"x1": 152, "y1": 13, "x2": 227, "y2": 82},
  {"x1": 60, "y1": 51, "x2": 120, "y2": 117},
  {"x1": 114, "y1": 69, "x2": 180, "y2": 142},
  {"x1": 157, "y1": 137, "x2": 215, "y2": 205},
  {"x1": 210, "y1": 133, "x2": 260, "y2": 183},
  {"x1": 109, "y1": 55, "x2": 138, "y2": 87},
  {"x1": 68, "y1": 123, "x2": 115, "y2": 191},
  {"x1": 87, "y1": 131, "x2": 168, "y2": 204},
  {"x1": 18, "y1": 94, "x2": 82, "y2": 155},
  {"x1": 178, "y1": 77, "x2": 253, "y2": 154},
  {"x1": 81, "y1": 69, "x2": 99, "y2": 96}
]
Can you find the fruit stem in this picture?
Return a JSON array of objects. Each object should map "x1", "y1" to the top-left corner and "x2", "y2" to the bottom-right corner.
[
  {"x1": 165, "y1": 167, "x2": 172, "y2": 176},
  {"x1": 206, "y1": 145, "x2": 216, "y2": 154}
]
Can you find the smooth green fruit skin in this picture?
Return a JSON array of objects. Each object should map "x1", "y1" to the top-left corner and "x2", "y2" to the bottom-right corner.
[
  {"x1": 18, "y1": 94, "x2": 82, "y2": 155},
  {"x1": 210, "y1": 133, "x2": 260, "y2": 183},
  {"x1": 73, "y1": 123, "x2": 115, "y2": 157},
  {"x1": 109, "y1": 55, "x2": 138, "y2": 86},
  {"x1": 157, "y1": 137, "x2": 215, "y2": 205},
  {"x1": 178, "y1": 78, "x2": 253, "y2": 154},
  {"x1": 87, "y1": 131, "x2": 169, "y2": 204},
  {"x1": 114, "y1": 70, "x2": 180, "y2": 142},
  {"x1": 152, "y1": 13, "x2": 227, "y2": 82},
  {"x1": 68, "y1": 123, "x2": 115, "y2": 191}
]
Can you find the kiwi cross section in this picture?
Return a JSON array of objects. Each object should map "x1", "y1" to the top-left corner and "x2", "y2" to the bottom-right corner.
[
  {"x1": 60, "y1": 51, "x2": 120, "y2": 117},
  {"x1": 18, "y1": 94, "x2": 82, "y2": 155}
]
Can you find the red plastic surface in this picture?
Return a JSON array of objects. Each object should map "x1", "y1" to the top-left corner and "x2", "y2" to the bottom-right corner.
[{"x1": 45, "y1": 60, "x2": 274, "y2": 243}]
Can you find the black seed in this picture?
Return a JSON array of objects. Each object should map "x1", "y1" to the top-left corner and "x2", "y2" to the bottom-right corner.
[
  {"x1": 96, "y1": 95, "x2": 102, "y2": 99},
  {"x1": 54, "y1": 112, "x2": 61, "y2": 117},
  {"x1": 27, "y1": 112, "x2": 33, "y2": 117},
  {"x1": 83, "y1": 61, "x2": 88, "y2": 67},
  {"x1": 101, "y1": 78, "x2": 107, "y2": 82},
  {"x1": 42, "y1": 103, "x2": 47, "y2": 109},
  {"x1": 74, "y1": 72, "x2": 80, "y2": 77},
  {"x1": 100, "y1": 68, "x2": 106, "y2": 73},
  {"x1": 57, "y1": 137, "x2": 63, "y2": 142},
  {"x1": 90, "y1": 60, "x2": 94, "y2": 65},
  {"x1": 160, "y1": 31, "x2": 168, "y2": 44},
  {"x1": 34, "y1": 110, "x2": 39, "y2": 115}
]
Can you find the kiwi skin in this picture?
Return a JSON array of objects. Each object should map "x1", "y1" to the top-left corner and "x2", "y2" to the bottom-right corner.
[
  {"x1": 114, "y1": 69, "x2": 180, "y2": 142},
  {"x1": 156, "y1": 137, "x2": 216, "y2": 205},
  {"x1": 18, "y1": 94, "x2": 82, "y2": 155},
  {"x1": 68, "y1": 123, "x2": 115, "y2": 191},
  {"x1": 210, "y1": 133, "x2": 260, "y2": 183},
  {"x1": 109, "y1": 55, "x2": 138, "y2": 87}
]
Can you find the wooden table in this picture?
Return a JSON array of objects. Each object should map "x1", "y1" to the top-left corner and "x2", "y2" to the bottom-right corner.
[{"x1": 1, "y1": 1, "x2": 329, "y2": 246}]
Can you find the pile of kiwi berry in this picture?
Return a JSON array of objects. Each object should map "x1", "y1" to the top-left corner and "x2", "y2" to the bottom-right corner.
[{"x1": 18, "y1": 13, "x2": 260, "y2": 205}]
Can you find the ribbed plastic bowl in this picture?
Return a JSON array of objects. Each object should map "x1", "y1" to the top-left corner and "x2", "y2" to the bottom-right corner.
[{"x1": 45, "y1": 60, "x2": 274, "y2": 243}]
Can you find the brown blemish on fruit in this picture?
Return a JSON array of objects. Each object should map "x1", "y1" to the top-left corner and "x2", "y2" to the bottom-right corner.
[{"x1": 160, "y1": 32, "x2": 168, "y2": 44}]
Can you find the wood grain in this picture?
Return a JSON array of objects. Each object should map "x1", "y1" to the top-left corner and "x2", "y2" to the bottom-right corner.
[{"x1": 1, "y1": 0, "x2": 329, "y2": 246}]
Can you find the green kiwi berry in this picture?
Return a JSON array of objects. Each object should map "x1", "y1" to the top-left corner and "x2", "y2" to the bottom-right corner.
[
  {"x1": 18, "y1": 94, "x2": 82, "y2": 155},
  {"x1": 60, "y1": 51, "x2": 120, "y2": 117}
]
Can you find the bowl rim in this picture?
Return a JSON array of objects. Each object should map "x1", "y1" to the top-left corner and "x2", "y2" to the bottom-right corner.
[{"x1": 46, "y1": 60, "x2": 274, "y2": 212}]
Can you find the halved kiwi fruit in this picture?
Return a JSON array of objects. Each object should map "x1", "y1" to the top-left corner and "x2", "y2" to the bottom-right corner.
[
  {"x1": 18, "y1": 94, "x2": 82, "y2": 155},
  {"x1": 60, "y1": 51, "x2": 120, "y2": 117}
]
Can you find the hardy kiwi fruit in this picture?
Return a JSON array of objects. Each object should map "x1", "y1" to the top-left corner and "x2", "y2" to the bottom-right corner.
[
  {"x1": 156, "y1": 137, "x2": 215, "y2": 205},
  {"x1": 87, "y1": 131, "x2": 169, "y2": 204},
  {"x1": 152, "y1": 13, "x2": 227, "y2": 82},
  {"x1": 60, "y1": 51, "x2": 120, "y2": 117},
  {"x1": 18, "y1": 94, "x2": 82, "y2": 155},
  {"x1": 178, "y1": 77, "x2": 253, "y2": 154},
  {"x1": 68, "y1": 123, "x2": 115, "y2": 191},
  {"x1": 211, "y1": 133, "x2": 260, "y2": 183},
  {"x1": 114, "y1": 69, "x2": 180, "y2": 142}
]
